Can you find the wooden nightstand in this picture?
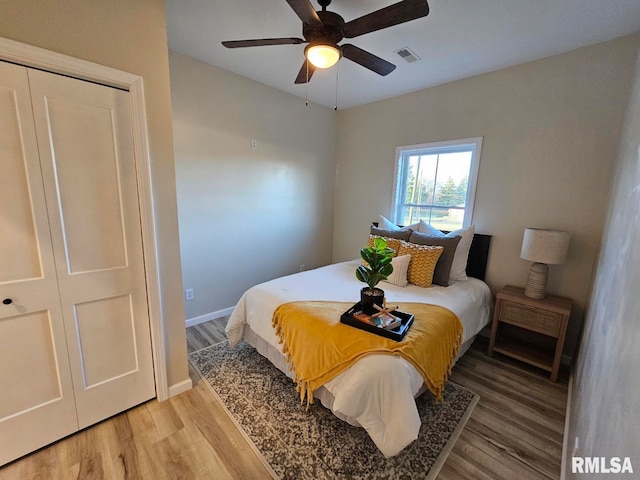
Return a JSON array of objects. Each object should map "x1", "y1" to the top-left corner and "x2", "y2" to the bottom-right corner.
[{"x1": 488, "y1": 285, "x2": 572, "y2": 382}]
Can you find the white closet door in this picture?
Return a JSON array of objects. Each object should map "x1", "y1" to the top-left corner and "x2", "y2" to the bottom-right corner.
[
  {"x1": 0, "y1": 62, "x2": 78, "y2": 465},
  {"x1": 28, "y1": 69, "x2": 156, "y2": 428}
]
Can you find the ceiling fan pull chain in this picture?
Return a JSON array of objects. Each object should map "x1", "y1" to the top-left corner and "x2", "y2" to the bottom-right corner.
[
  {"x1": 305, "y1": 60, "x2": 309, "y2": 106},
  {"x1": 335, "y1": 64, "x2": 339, "y2": 110}
]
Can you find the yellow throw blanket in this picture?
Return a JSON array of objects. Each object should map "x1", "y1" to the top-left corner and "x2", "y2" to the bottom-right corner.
[{"x1": 272, "y1": 301, "x2": 462, "y2": 406}]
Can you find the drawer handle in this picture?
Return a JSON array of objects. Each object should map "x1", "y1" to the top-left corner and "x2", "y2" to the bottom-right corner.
[{"x1": 2, "y1": 298, "x2": 12, "y2": 305}]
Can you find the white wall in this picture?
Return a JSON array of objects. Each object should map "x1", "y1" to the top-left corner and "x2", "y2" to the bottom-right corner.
[
  {"x1": 170, "y1": 52, "x2": 337, "y2": 322},
  {"x1": 564, "y1": 44, "x2": 640, "y2": 478},
  {"x1": 333, "y1": 35, "x2": 640, "y2": 358}
]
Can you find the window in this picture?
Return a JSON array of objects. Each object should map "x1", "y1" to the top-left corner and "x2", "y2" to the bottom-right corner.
[{"x1": 393, "y1": 138, "x2": 482, "y2": 231}]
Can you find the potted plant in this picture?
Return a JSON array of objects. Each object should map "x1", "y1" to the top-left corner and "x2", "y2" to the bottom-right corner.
[{"x1": 356, "y1": 237, "x2": 394, "y2": 314}]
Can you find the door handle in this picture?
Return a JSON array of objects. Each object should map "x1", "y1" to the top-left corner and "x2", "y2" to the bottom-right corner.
[{"x1": 2, "y1": 298, "x2": 12, "y2": 305}]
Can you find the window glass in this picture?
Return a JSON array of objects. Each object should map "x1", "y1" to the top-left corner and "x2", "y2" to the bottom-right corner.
[{"x1": 393, "y1": 138, "x2": 482, "y2": 231}]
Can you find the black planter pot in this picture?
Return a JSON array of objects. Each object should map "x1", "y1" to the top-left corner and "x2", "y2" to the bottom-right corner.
[{"x1": 360, "y1": 287, "x2": 385, "y2": 315}]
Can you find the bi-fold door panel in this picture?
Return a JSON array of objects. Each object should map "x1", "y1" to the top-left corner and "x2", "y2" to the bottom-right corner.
[
  {"x1": 73, "y1": 294, "x2": 139, "y2": 389},
  {"x1": 0, "y1": 310, "x2": 67, "y2": 419},
  {"x1": 28, "y1": 68, "x2": 155, "y2": 429},
  {"x1": 0, "y1": 80, "x2": 41, "y2": 284},
  {"x1": 37, "y1": 95, "x2": 128, "y2": 274},
  {"x1": 0, "y1": 61, "x2": 78, "y2": 466}
]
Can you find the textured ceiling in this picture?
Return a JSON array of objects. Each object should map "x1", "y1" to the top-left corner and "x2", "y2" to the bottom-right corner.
[{"x1": 166, "y1": 0, "x2": 640, "y2": 109}]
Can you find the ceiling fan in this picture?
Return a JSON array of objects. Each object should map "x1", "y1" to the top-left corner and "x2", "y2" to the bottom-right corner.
[{"x1": 222, "y1": 0, "x2": 430, "y2": 84}]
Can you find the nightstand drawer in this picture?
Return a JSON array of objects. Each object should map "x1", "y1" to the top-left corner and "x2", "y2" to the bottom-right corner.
[{"x1": 500, "y1": 301, "x2": 562, "y2": 337}]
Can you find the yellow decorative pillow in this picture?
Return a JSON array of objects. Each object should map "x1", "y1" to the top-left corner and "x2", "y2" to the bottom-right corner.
[
  {"x1": 397, "y1": 241, "x2": 444, "y2": 288},
  {"x1": 367, "y1": 235, "x2": 401, "y2": 256}
]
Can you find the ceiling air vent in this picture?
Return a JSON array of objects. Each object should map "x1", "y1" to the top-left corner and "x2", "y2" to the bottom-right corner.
[{"x1": 394, "y1": 47, "x2": 421, "y2": 63}]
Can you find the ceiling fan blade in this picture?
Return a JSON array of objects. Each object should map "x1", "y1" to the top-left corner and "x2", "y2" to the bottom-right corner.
[
  {"x1": 294, "y1": 59, "x2": 316, "y2": 84},
  {"x1": 222, "y1": 38, "x2": 305, "y2": 48},
  {"x1": 341, "y1": 44, "x2": 396, "y2": 76},
  {"x1": 285, "y1": 0, "x2": 323, "y2": 27},
  {"x1": 343, "y1": 0, "x2": 430, "y2": 38}
]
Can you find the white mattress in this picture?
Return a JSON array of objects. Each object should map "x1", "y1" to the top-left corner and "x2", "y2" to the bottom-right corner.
[{"x1": 226, "y1": 259, "x2": 491, "y2": 457}]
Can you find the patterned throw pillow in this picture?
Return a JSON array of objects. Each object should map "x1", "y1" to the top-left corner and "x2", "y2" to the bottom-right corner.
[
  {"x1": 408, "y1": 232, "x2": 462, "y2": 287},
  {"x1": 397, "y1": 242, "x2": 444, "y2": 288}
]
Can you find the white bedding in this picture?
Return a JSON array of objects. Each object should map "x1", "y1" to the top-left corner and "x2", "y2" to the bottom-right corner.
[{"x1": 226, "y1": 259, "x2": 491, "y2": 457}]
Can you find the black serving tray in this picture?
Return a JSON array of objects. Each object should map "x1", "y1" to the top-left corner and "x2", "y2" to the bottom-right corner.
[{"x1": 340, "y1": 302, "x2": 414, "y2": 341}]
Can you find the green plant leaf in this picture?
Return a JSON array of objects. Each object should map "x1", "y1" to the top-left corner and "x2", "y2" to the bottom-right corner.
[
  {"x1": 373, "y1": 237, "x2": 387, "y2": 250},
  {"x1": 380, "y1": 263, "x2": 393, "y2": 277},
  {"x1": 355, "y1": 265, "x2": 368, "y2": 283},
  {"x1": 379, "y1": 256, "x2": 392, "y2": 267},
  {"x1": 360, "y1": 248, "x2": 374, "y2": 264},
  {"x1": 367, "y1": 273, "x2": 382, "y2": 288}
]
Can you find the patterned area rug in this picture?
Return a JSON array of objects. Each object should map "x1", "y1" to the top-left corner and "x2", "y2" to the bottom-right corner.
[{"x1": 189, "y1": 341, "x2": 478, "y2": 480}]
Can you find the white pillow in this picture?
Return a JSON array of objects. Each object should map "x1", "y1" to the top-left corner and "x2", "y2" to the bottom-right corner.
[
  {"x1": 382, "y1": 254, "x2": 411, "y2": 287},
  {"x1": 379, "y1": 215, "x2": 420, "y2": 231},
  {"x1": 417, "y1": 221, "x2": 441, "y2": 235},
  {"x1": 418, "y1": 223, "x2": 475, "y2": 282}
]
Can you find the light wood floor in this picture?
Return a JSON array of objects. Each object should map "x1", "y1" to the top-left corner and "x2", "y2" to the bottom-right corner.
[{"x1": 0, "y1": 318, "x2": 568, "y2": 479}]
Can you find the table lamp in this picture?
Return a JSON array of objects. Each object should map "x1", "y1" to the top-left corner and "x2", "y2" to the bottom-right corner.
[{"x1": 520, "y1": 228, "x2": 570, "y2": 299}]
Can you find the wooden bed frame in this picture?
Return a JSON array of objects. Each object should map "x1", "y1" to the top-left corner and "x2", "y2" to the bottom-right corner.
[{"x1": 372, "y1": 223, "x2": 492, "y2": 281}]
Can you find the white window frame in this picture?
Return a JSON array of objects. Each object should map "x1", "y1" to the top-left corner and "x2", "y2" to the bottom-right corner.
[{"x1": 392, "y1": 137, "x2": 483, "y2": 229}]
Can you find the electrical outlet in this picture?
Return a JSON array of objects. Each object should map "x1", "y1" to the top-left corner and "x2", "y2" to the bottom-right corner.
[
  {"x1": 251, "y1": 139, "x2": 257, "y2": 150},
  {"x1": 185, "y1": 288, "x2": 194, "y2": 301},
  {"x1": 299, "y1": 264, "x2": 305, "y2": 272}
]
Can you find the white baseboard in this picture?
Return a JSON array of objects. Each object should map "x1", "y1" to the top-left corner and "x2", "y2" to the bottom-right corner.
[
  {"x1": 185, "y1": 306, "x2": 235, "y2": 328},
  {"x1": 168, "y1": 378, "x2": 193, "y2": 398}
]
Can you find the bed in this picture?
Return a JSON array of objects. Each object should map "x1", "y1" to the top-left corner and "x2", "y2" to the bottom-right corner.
[{"x1": 226, "y1": 229, "x2": 492, "y2": 457}]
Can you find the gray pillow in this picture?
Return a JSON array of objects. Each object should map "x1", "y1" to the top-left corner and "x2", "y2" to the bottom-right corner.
[
  {"x1": 408, "y1": 232, "x2": 462, "y2": 286},
  {"x1": 370, "y1": 226, "x2": 413, "y2": 241}
]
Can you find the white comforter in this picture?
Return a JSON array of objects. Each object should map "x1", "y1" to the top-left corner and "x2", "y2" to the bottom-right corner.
[{"x1": 226, "y1": 260, "x2": 491, "y2": 457}]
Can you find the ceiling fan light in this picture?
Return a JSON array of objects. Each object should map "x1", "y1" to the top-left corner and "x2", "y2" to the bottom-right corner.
[{"x1": 306, "y1": 44, "x2": 341, "y2": 69}]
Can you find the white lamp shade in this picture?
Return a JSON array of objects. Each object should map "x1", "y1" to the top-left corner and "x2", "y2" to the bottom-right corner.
[
  {"x1": 520, "y1": 228, "x2": 570, "y2": 265},
  {"x1": 306, "y1": 44, "x2": 341, "y2": 69}
]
